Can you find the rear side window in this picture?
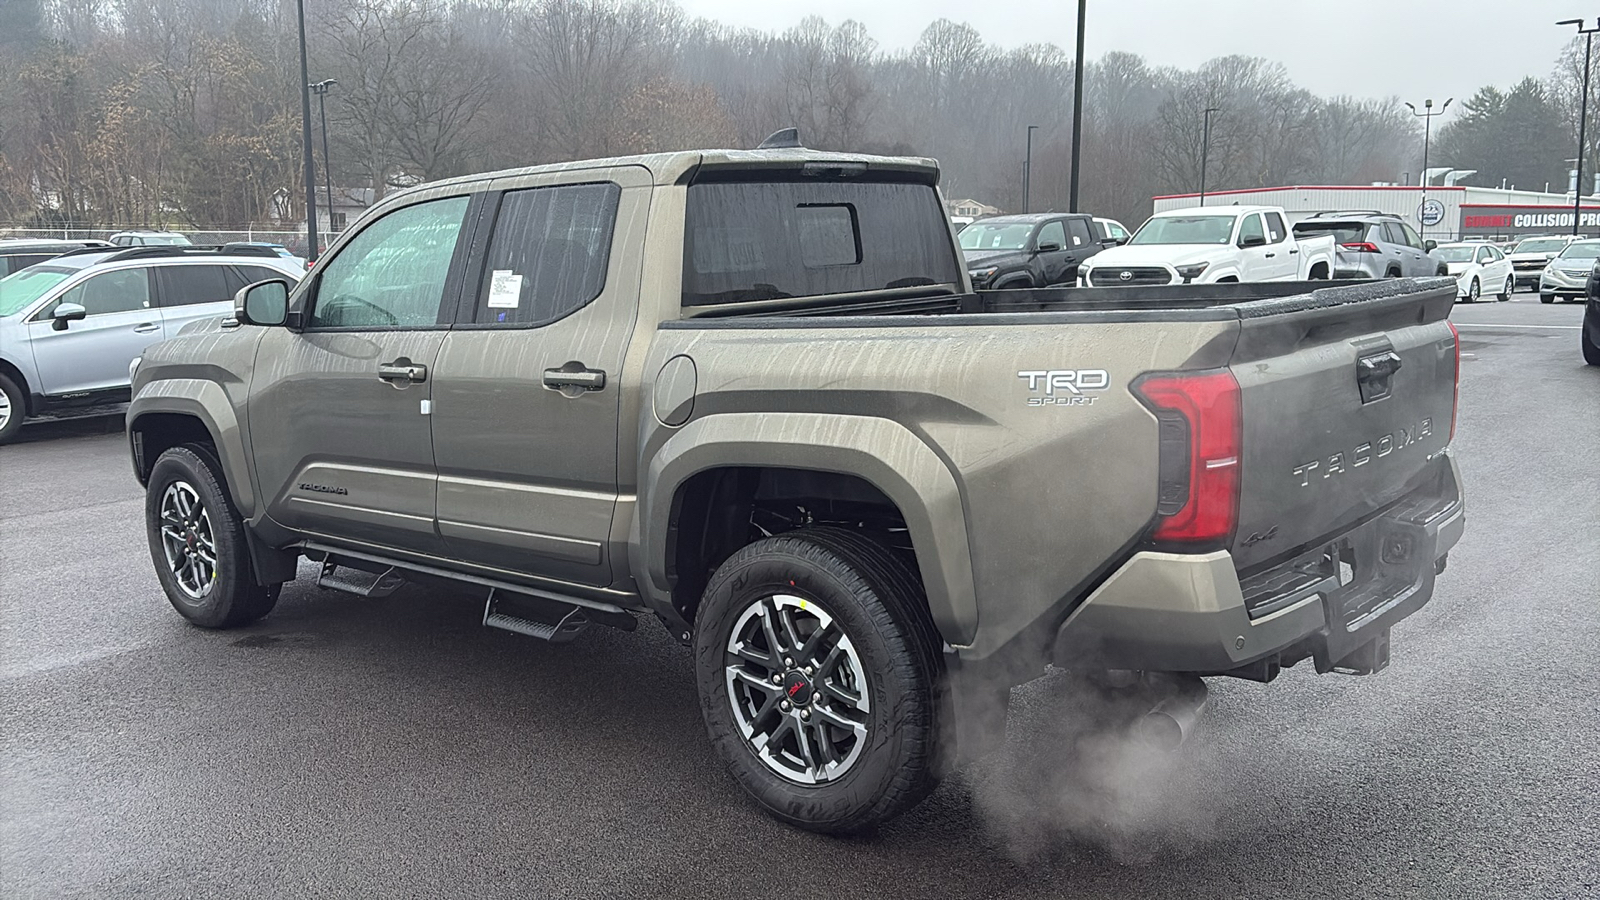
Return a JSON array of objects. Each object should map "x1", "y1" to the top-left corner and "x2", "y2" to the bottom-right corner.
[
  {"x1": 155, "y1": 265, "x2": 231, "y2": 308},
  {"x1": 473, "y1": 183, "x2": 620, "y2": 326},
  {"x1": 1066, "y1": 218, "x2": 1093, "y2": 248},
  {"x1": 3, "y1": 254, "x2": 54, "y2": 276},
  {"x1": 1265, "y1": 212, "x2": 1287, "y2": 243},
  {"x1": 682, "y1": 177, "x2": 961, "y2": 306}
]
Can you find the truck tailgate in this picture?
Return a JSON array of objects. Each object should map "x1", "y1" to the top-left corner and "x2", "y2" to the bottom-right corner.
[{"x1": 1227, "y1": 279, "x2": 1458, "y2": 572}]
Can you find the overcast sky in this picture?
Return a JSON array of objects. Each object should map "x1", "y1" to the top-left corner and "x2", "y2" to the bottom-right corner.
[{"x1": 677, "y1": 0, "x2": 1583, "y2": 123}]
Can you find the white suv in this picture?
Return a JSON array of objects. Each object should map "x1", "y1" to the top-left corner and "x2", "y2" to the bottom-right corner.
[{"x1": 0, "y1": 246, "x2": 303, "y2": 442}]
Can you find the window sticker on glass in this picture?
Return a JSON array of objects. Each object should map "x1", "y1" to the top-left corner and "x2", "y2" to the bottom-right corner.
[{"x1": 487, "y1": 269, "x2": 522, "y2": 308}]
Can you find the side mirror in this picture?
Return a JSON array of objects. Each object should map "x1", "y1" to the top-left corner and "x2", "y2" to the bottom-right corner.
[
  {"x1": 1035, "y1": 241, "x2": 1063, "y2": 254},
  {"x1": 1239, "y1": 234, "x2": 1268, "y2": 249},
  {"x1": 50, "y1": 302, "x2": 87, "y2": 332},
  {"x1": 1424, "y1": 239, "x2": 1438, "y2": 252},
  {"x1": 235, "y1": 279, "x2": 289, "y2": 327}
]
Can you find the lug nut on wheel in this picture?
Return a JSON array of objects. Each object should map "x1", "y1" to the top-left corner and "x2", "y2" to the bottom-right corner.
[
  {"x1": 784, "y1": 657, "x2": 794, "y2": 667},
  {"x1": 800, "y1": 709, "x2": 810, "y2": 720},
  {"x1": 803, "y1": 666, "x2": 813, "y2": 675}
]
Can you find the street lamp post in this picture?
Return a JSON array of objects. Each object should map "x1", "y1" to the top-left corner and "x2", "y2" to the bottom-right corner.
[
  {"x1": 310, "y1": 79, "x2": 337, "y2": 243},
  {"x1": 1559, "y1": 18, "x2": 1599, "y2": 237},
  {"x1": 1404, "y1": 97, "x2": 1453, "y2": 240},
  {"x1": 295, "y1": 0, "x2": 317, "y2": 262},
  {"x1": 1199, "y1": 106, "x2": 1220, "y2": 206},
  {"x1": 1024, "y1": 124, "x2": 1039, "y2": 213},
  {"x1": 1068, "y1": 0, "x2": 1086, "y2": 212}
]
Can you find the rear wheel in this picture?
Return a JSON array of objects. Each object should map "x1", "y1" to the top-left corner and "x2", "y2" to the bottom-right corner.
[
  {"x1": 0, "y1": 374, "x2": 24, "y2": 445},
  {"x1": 1584, "y1": 321, "x2": 1600, "y2": 365},
  {"x1": 145, "y1": 444, "x2": 279, "y2": 628},
  {"x1": 694, "y1": 527, "x2": 942, "y2": 834},
  {"x1": 1498, "y1": 276, "x2": 1512, "y2": 301}
]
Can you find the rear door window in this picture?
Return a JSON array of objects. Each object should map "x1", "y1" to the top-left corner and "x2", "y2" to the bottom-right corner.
[
  {"x1": 1066, "y1": 218, "x2": 1094, "y2": 248},
  {"x1": 682, "y1": 176, "x2": 961, "y2": 306},
  {"x1": 471, "y1": 182, "x2": 620, "y2": 326},
  {"x1": 1264, "y1": 212, "x2": 1288, "y2": 243},
  {"x1": 155, "y1": 264, "x2": 232, "y2": 308}
]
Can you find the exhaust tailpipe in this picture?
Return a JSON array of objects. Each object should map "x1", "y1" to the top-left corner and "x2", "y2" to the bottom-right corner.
[{"x1": 1133, "y1": 675, "x2": 1209, "y2": 752}]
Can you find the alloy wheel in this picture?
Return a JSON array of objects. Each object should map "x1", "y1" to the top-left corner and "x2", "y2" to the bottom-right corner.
[
  {"x1": 158, "y1": 481, "x2": 217, "y2": 600},
  {"x1": 0, "y1": 388, "x2": 11, "y2": 432},
  {"x1": 724, "y1": 593, "x2": 871, "y2": 785}
]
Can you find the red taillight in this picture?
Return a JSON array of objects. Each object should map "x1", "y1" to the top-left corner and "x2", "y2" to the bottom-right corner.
[
  {"x1": 1135, "y1": 370, "x2": 1242, "y2": 545},
  {"x1": 1447, "y1": 320, "x2": 1460, "y2": 440},
  {"x1": 1341, "y1": 242, "x2": 1381, "y2": 253}
]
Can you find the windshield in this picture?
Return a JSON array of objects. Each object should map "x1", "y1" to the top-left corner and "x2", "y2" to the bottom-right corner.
[
  {"x1": 1557, "y1": 242, "x2": 1600, "y2": 260},
  {"x1": 959, "y1": 223, "x2": 1033, "y2": 252},
  {"x1": 1433, "y1": 246, "x2": 1476, "y2": 263},
  {"x1": 1514, "y1": 238, "x2": 1568, "y2": 253},
  {"x1": 0, "y1": 266, "x2": 74, "y2": 317},
  {"x1": 1129, "y1": 214, "x2": 1236, "y2": 245}
]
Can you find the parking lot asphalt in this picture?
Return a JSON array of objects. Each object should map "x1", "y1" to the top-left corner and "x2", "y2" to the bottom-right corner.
[{"x1": 2, "y1": 296, "x2": 1596, "y2": 899}]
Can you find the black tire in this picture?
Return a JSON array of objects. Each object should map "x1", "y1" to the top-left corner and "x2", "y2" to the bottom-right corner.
[
  {"x1": 694, "y1": 527, "x2": 942, "y2": 834},
  {"x1": 1498, "y1": 276, "x2": 1512, "y2": 301},
  {"x1": 1541, "y1": 293, "x2": 1555, "y2": 304},
  {"x1": 145, "y1": 444, "x2": 279, "y2": 628},
  {"x1": 1466, "y1": 278, "x2": 1480, "y2": 303},
  {"x1": 0, "y1": 373, "x2": 24, "y2": 445},
  {"x1": 1584, "y1": 322, "x2": 1600, "y2": 365},
  {"x1": 1385, "y1": 267, "x2": 1402, "y2": 278}
]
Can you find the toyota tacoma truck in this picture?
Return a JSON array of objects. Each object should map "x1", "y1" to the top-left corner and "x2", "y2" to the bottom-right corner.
[
  {"x1": 127, "y1": 142, "x2": 1465, "y2": 834},
  {"x1": 1080, "y1": 204, "x2": 1337, "y2": 286}
]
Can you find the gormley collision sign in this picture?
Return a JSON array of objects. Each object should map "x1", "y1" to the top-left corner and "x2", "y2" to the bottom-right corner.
[{"x1": 1459, "y1": 204, "x2": 1600, "y2": 238}]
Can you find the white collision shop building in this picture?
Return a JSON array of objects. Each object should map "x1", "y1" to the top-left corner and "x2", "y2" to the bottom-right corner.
[{"x1": 1151, "y1": 184, "x2": 1600, "y2": 243}]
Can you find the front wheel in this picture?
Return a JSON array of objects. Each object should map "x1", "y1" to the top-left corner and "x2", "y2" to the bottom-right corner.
[
  {"x1": 145, "y1": 444, "x2": 279, "y2": 628},
  {"x1": 694, "y1": 527, "x2": 942, "y2": 834},
  {"x1": 1465, "y1": 278, "x2": 1480, "y2": 303},
  {"x1": 1541, "y1": 293, "x2": 1556, "y2": 304},
  {"x1": 1584, "y1": 322, "x2": 1600, "y2": 365},
  {"x1": 0, "y1": 373, "x2": 25, "y2": 445},
  {"x1": 1498, "y1": 276, "x2": 1513, "y2": 301}
]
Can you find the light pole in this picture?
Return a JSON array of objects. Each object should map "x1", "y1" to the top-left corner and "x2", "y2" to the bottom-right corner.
[
  {"x1": 1199, "y1": 106, "x2": 1220, "y2": 206},
  {"x1": 1024, "y1": 124, "x2": 1039, "y2": 213},
  {"x1": 1068, "y1": 0, "x2": 1086, "y2": 212},
  {"x1": 1559, "y1": 18, "x2": 1599, "y2": 236},
  {"x1": 295, "y1": 0, "x2": 318, "y2": 262},
  {"x1": 310, "y1": 79, "x2": 337, "y2": 242},
  {"x1": 1404, "y1": 97, "x2": 1453, "y2": 240}
]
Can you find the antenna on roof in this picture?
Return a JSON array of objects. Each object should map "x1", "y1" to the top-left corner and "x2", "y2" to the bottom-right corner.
[{"x1": 756, "y1": 128, "x2": 803, "y2": 150}]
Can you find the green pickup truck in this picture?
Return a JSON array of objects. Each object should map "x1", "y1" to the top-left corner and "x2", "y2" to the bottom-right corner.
[{"x1": 128, "y1": 143, "x2": 1465, "y2": 833}]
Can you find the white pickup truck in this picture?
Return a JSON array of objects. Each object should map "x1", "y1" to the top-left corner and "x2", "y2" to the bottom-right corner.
[{"x1": 1080, "y1": 205, "x2": 1337, "y2": 286}]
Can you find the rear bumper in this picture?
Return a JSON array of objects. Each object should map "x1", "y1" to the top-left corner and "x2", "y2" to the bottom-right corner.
[{"x1": 1053, "y1": 452, "x2": 1465, "y2": 676}]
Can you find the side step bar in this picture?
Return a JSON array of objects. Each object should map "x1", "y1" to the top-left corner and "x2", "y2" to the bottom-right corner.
[{"x1": 302, "y1": 541, "x2": 636, "y2": 642}]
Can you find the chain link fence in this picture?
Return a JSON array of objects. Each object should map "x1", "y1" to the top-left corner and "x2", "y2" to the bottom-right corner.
[{"x1": 0, "y1": 226, "x2": 340, "y2": 257}]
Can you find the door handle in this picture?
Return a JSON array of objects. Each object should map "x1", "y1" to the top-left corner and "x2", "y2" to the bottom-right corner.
[
  {"x1": 543, "y1": 366, "x2": 606, "y2": 392},
  {"x1": 134, "y1": 322, "x2": 160, "y2": 334},
  {"x1": 378, "y1": 361, "x2": 428, "y2": 383},
  {"x1": 1264, "y1": 252, "x2": 1277, "y2": 258},
  {"x1": 1289, "y1": 248, "x2": 1300, "y2": 254}
]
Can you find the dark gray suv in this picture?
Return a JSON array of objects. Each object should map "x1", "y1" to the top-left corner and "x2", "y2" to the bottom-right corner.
[{"x1": 1292, "y1": 211, "x2": 1441, "y2": 279}]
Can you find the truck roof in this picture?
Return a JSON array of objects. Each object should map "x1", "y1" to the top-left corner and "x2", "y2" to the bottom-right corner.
[
  {"x1": 1151, "y1": 205, "x2": 1281, "y2": 218},
  {"x1": 411, "y1": 148, "x2": 943, "y2": 195}
]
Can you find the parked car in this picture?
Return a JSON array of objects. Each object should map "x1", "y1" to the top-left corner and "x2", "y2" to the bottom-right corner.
[
  {"x1": 1291, "y1": 211, "x2": 1441, "y2": 279},
  {"x1": 0, "y1": 245, "x2": 303, "y2": 442},
  {"x1": 1584, "y1": 260, "x2": 1600, "y2": 364},
  {"x1": 127, "y1": 144, "x2": 1462, "y2": 834},
  {"x1": 1433, "y1": 242, "x2": 1513, "y2": 302},
  {"x1": 1508, "y1": 234, "x2": 1580, "y2": 291},
  {"x1": 0, "y1": 238, "x2": 113, "y2": 275},
  {"x1": 1538, "y1": 238, "x2": 1600, "y2": 303},
  {"x1": 959, "y1": 212, "x2": 1113, "y2": 288},
  {"x1": 1080, "y1": 205, "x2": 1337, "y2": 285},
  {"x1": 108, "y1": 230, "x2": 193, "y2": 247}
]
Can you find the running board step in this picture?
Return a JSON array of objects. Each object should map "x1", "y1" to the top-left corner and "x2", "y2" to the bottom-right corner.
[
  {"x1": 483, "y1": 589, "x2": 592, "y2": 643},
  {"x1": 316, "y1": 561, "x2": 407, "y2": 598}
]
